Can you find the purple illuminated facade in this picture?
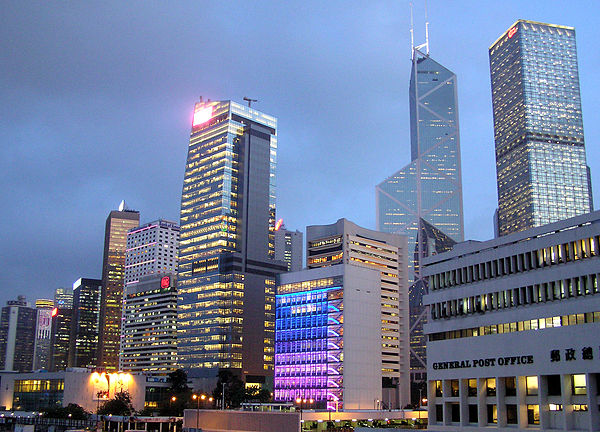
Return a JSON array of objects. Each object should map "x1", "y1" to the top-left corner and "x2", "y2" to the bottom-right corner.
[{"x1": 274, "y1": 282, "x2": 343, "y2": 409}]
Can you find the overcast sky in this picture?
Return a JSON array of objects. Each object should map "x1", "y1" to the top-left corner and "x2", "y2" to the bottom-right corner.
[{"x1": 1, "y1": 1, "x2": 599, "y2": 306}]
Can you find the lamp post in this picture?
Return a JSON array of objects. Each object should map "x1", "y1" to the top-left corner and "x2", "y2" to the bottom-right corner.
[
  {"x1": 192, "y1": 394, "x2": 207, "y2": 432},
  {"x1": 295, "y1": 398, "x2": 314, "y2": 430}
]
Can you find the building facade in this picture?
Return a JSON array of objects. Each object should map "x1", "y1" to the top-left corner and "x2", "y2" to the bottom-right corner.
[
  {"x1": 274, "y1": 224, "x2": 303, "y2": 272},
  {"x1": 49, "y1": 306, "x2": 72, "y2": 372},
  {"x1": 125, "y1": 219, "x2": 180, "y2": 286},
  {"x1": 490, "y1": 20, "x2": 593, "y2": 237},
  {"x1": 98, "y1": 202, "x2": 140, "y2": 371},
  {"x1": 274, "y1": 265, "x2": 382, "y2": 410},
  {"x1": 120, "y1": 273, "x2": 178, "y2": 375},
  {"x1": 69, "y1": 278, "x2": 102, "y2": 369},
  {"x1": 423, "y1": 211, "x2": 600, "y2": 431},
  {"x1": 177, "y1": 100, "x2": 286, "y2": 383},
  {"x1": 54, "y1": 287, "x2": 73, "y2": 309},
  {"x1": 376, "y1": 47, "x2": 464, "y2": 385},
  {"x1": 33, "y1": 299, "x2": 54, "y2": 371},
  {"x1": 0, "y1": 297, "x2": 36, "y2": 372},
  {"x1": 306, "y1": 219, "x2": 410, "y2": 408}
]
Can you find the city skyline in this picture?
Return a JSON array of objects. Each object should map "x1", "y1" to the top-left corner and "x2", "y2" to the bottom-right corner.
[{"x1": 1, "y1": 1, "x2": 599, "y2": 306}]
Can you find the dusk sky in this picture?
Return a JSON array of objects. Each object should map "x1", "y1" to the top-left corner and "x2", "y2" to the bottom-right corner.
[{"x1": 1, "y1": 1, "x2": 599, "y2": 306}]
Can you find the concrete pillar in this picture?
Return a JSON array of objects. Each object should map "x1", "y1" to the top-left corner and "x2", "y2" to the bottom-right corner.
[
  {"x1": 517, "y1": 375, "x2": 528, "y2": 429},
  {"x1": 496, "y1": 376, "x2": 506, "y2": 427},
  {"x1": 459, "y1": 379, "x2": 468, "y2": 426},
  {"x1": 477, "y1": 378, "x2": 486, "y2": 427},
  {"x1": 539, "y1": 374, "x2": 549, "y2": 430},
  {"x1": 585, "y1": 373, "x2": 598, "y2": 432},
  {"x1": 562, "y1": 373, "x2": 573, "y2": 431}
]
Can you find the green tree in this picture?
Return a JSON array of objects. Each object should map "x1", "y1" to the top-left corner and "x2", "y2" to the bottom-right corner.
[
  {"x1": 98, "y1": 391, "x2": 134, "y2": 416},
  {"x1": 43, "y1": 403, "x2": 89, "y2": 420},
  {"x1": 158, "y1": 369, "x2": 192, "y2": 416}
]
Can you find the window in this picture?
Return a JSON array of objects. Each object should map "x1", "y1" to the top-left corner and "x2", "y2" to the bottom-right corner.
[
  {"x1": 549, "y1": 404, "x2": 562, "y2": 411},
  {"x1": 451, "y1": 403, "x2": 460, "y2": 422},
  {"x1": 486, "y1": 378, "x2": 496, "y2": 396},
  {"x1": 506, "y1": 404, "x2": 517, "y2": 424},
  {"x1": 435, "y1": 380, "x2": 443, "y2": 397},
  {"x1": 572, "y1": 374, "x2": 586, "y2": 395},
  {"x1": 468, "y1": 404, "x2": 478, "y2": 423},
  {"x1": 547, "y1": 375, "x2": 561, "y2": 396},
  {"x1": 487, "y1": 404, "x2": 497, "y2": 424},
  {"x1": 451, "y1": 380, "x2": 459, "y2": 397},
  {"x1": 573, "y1": 404, "x2": 588, "y2": 411},
  {"x1": 527, "y1": 405, "x2": 539, "y2": 424},
  {"x1": 468, "y1": 379, "x2": 477, "y2": 396},
  {"x1": 436, "y1": 404, "x2": 443, "y2": 422},
  {"x1": 505, "y1": 377, "x2": 516, "y2": 396},
  {"x1": 526, "y1": 376, "x2": 538, "y2": 395}
]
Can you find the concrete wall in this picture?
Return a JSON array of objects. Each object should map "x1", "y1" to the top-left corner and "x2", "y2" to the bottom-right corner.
[
  {"x1": 184, "y1": 409, "x2": 299, "y2": 432},
  {"x1": 343, "y1": 265, "x2": 382, "y2": 409}
]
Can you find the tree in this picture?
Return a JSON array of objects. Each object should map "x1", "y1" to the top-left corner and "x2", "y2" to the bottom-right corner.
[
  {"x1": 44, "y1": 403, "x2": 89, "y2": 420},
  {"x1": 167, "y1": 369, "x2": 190, "y2": 394},
  {"x1": 212, "y1": 370, "x2": 245, "y2": 408},
  {"x1": 98, "y1": 391, "x2": 134, "y2": 416},
  {"x1": 158, "y1": 369, "x2": 192, "y2": 416}
]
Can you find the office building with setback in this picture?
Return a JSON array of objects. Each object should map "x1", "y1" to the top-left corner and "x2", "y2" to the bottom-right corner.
[
  {"x1": 490, "y1": 20, "x2": 593, "y2": 237},
  {"x1": 306, "y1": 218, "x2": 410, "y2": 408},
  {"x1": 376, "y1": 47, "x2": 464, "y2": 385},
  {"x1": 177, "y1": 100, "x2": 286, "y2": 384},
  {"x1": 424, "y1": 211, "x2": 600, "y2": 431},
  {"x1": 98, "y1": 202, "x2": 140, "y2": 371},
  {"x1": 274, "y1": 224, "x2": 303, "y2": 272}
]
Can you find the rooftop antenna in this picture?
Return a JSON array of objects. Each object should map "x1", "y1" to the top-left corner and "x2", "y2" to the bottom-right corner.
[
  {"x1": 410, "y1": 2, "x2": 415, "y2": 60},
  {"x1": 413, "y1": 0, "x2": 430, "y2": 56},
  {"x1": 243, "y1": 97, "x2": 258, "y2": 108}
]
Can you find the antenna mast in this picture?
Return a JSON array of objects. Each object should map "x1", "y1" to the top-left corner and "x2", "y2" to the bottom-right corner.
[
  {"x1": 413, "y1": 0, "x2": 430, "y2": 56},
  {"x1": 425, "y1": 0, "x2": 430, "y2": 55},
  {"x1": 410, "y1": 2, "x2": 415, "y2": 60}
]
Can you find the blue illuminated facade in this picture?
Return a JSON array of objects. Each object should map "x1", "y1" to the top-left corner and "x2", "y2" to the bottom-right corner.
[{"x1": 274, "y1": 281, "x2": 343, "y2": 409}]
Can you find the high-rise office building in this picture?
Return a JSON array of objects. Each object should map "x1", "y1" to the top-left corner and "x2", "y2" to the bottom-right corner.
[
  {"x1": 376, "y1": 47, "x2": 464, "y2": 385},
  {"x1": 274, "y1": 223, "x2": 303, "y2": 272},
  {"x1": 0, "y1": 296, "x2": 36, "y2": 372},
  {"x1": 69, "y1": 278, "x2": 102, "y2": 369},
  {"x1": 49, "y1": 306, "x2": 72, "y2": 372},
  {"x1": 490, "y1": 20, "x2": 593, "y2": 236},
  {"x1": 306, "y1": 219, "x2": 410, "y2": 408},
  {"x1": 33, "y1": 299, "x2": 54, "y2": 370},
  {"x1": 178, "y1": 100, "x2": 286, "y2": 384},
  {"x1": 120, "y1": 274, "x2": 178, "y2": 375},
  {"x1": 124, "y1": 219, "x2": 180, "y2": 286},
  {"x1": 97, "y1": 202, "x2": 140, "y2": 371}
]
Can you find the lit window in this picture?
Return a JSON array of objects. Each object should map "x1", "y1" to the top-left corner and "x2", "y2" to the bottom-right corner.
[
  {"x1": 572, "y1": 374, "x2": 586, "y2": 395},
  {"x1": 526, "y1": 376, "x2": 538, "y2": 395}
]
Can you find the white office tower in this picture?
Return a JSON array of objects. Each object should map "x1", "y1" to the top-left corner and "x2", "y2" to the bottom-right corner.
[{"x1": 124, "y1": 220, "x2": 180, "y2": 286}]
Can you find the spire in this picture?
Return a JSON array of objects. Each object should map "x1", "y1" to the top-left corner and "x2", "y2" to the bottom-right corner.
[
  {"x1": 411, "y1": 0, "x2": 430, "y2": 57},
  {"x1": 118, "y1": 200, "x2": 127, "y2": 212}
]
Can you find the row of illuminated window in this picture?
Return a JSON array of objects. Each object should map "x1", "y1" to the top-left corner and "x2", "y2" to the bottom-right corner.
[
  {"x1": 430, "y1": 235, "x2": 598, "y2": 290},
  {"x1": 14, "y1": 379, "x2": 64, "y2": 392},
  {"x1": 307, "y1": 252, "x2": 343, "y2": 266},
  {"x1": 277, "y1": 278, "x2": 341, "y2": 295},
  {"x1": 429, "y1": 311, "x2": 600, "y2": 342},
  {"x1": 431, "y1": 273, "x2": 599, "y2": 320}
]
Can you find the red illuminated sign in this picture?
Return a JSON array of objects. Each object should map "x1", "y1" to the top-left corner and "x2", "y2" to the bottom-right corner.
[
  {"x1": 275, "y1": 218, "x2": 284, "y2": 231},
  {"x1": 508, "y1": 26, "x2": 517, "y2": 38},
  {"x1": 161, "y1": 276, "x2": 170, "y2": 289},
  {"x1": 51, "y1": 308, "x2": 58, "y2": 317},
  {"x1": 193, "y1": 106, "x2": 213, "y2": 127}
]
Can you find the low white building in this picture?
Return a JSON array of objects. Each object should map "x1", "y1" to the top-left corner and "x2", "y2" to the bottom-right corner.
[{"x1": 423, "y1": 211, "x2": 600, "y2": 431}]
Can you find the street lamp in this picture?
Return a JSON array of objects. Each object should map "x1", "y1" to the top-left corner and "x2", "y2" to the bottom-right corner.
[
  {"x1": 295, "y1": 398, "x2": 314, "y2": 430},
  {"x1": 192, "y1": 394, "x2": 207, "y2": 432}
]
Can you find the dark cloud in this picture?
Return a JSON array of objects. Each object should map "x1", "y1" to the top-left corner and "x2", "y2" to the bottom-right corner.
[{"x1": 1, "y1": 1, "x2": 599, "y2": 305}]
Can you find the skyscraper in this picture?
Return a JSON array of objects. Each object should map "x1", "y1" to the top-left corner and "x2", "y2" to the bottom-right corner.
[
  {"x1": 0, "y1": 296, "x2": 36, "y2": 372},
  {"x1": 49, "y1": 306, "x2": 72, "y2": 372},
  {"x1": 69, "y1": 278, "x2": 102, "y2": 369},
  {"x1": 178, "y1": 100, "x2": 286, "y2": 384},
  {"x1": 490, "y1": 20, "x2": 593, "y2": 236},
  {"x1": 305, "y1": 219, "x2": 410, "y2": 408},
  {"x1": 120, "y1": 274, "x2": 178, "y2": 375},
  {"x1": 124, "y1": 219, "x2": 180, "y2": 286},
  {"x1": 97, "y1": 202, "x2": 140, "y2": 371},
  {"x1": 33, "y1": 299, "x2": 54, "y2": 370},
  {"x1": 376, "y1": 47, "x2": 464, "y2": 386}
]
